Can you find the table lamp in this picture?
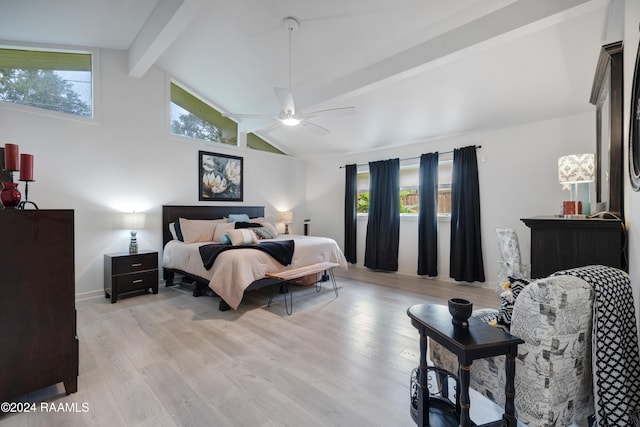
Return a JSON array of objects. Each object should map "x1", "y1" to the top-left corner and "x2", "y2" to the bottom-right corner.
[
  {"x1": 558, "y1": 153, "x2": 594, "y2": 216},
  {"x1": 123, "y1": 212, "x2": 146, "y2": 253},
  {"x1": 277, "y1": 210, "x2": 293, "y2": 234}
]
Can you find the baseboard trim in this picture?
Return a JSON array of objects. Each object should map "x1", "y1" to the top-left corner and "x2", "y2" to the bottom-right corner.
[{"x1": 75, "y1": 289, "x2": 105, "y2": 302}]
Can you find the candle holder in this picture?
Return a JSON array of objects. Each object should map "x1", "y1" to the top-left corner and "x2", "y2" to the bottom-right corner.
[{"x1": 17, "y1": 180, "x2": 38, "y2": 210}]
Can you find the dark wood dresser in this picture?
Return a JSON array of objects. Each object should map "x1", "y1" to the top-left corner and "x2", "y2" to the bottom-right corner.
[
  {"x1": 0, "y1": 209, "x2": 78, "y2": 400},
  {"x1": 522, "y1": 216, "x2": 626, "y2": 278}
]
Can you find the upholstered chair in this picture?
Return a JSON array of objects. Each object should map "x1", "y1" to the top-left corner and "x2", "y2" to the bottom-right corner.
[
  {"x1": 495, "y1": 228, "x2": 527, "y2": 292},
  {"x1": 429, "y1": 274, "x2": 595, "y2": 426}
]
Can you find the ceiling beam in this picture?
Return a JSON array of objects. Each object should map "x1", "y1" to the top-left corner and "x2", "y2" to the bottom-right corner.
[
  {"x1": 297, "y1": 0, "x2": 595, "y2": 108},
  {"x1": 128, "y1": 0, "x2": 203, "y2": 78}
]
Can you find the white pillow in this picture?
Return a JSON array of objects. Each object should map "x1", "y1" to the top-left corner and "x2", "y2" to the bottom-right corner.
[
  {"x1": 259, "y1": 221, "x2": 279, "y2": 237},
  {"x1": 178, "y1": 218, "x2": 224, "y2": 243},
  {"x1": 213, "y1": 222, "x2": 235, "y2": 242},
  {"x1": 168, "y1": 222, "x2": 178, "y2": 240},
  {"x1": 227, "y1": 229, "x2": 257, "y2": 246},
  {"x1": 252, "y1": 216, "x2": 276, "y2": 225}
]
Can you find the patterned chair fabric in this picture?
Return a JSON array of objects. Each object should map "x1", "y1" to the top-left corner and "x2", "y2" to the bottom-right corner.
[
  {"x1": 429, "y1": 275, "x2": 595, "y2": 427},
  {"x1": 495, "y1": 228, "x2": 527, "y2": 293}
]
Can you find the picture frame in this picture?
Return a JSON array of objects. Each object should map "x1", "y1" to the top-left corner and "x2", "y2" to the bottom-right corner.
[
  {"x1": 629, "y1": 35, "x2": 640, "y2": 192},
  {"x1": 198, "y1": 151, "x2": 243, "y2": 202}
]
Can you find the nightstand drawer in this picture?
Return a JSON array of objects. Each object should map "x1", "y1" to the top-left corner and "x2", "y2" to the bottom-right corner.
[
  {"x1": 113, "y1": 253, "x2": 158, "y2": 275},
  {"x1": 114, "y1": 270, "x2": 158, "y2": 293}
]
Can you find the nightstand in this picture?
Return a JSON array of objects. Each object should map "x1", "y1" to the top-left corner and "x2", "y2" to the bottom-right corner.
[{"x1": 104, "y1": 250, "x2": 159, "y2": 303}]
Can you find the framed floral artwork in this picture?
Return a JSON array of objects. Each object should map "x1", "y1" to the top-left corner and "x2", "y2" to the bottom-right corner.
[{"x1": 198, "y1": 151, "x2": 243, "y2": 201}]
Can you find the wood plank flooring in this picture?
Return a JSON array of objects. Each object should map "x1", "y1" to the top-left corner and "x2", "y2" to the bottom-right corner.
[{"x1": 1, "y1": 267, "x2": 505, "y2": 427}]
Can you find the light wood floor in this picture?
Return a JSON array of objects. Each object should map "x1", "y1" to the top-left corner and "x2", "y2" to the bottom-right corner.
[{"x1": 1, "y1": 267, "x2": 502, "y2": 427}]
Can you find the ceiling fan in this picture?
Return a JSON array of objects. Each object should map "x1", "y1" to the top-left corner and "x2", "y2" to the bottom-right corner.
[{"x1": 223, "y1": 17, "x2": 355, "y2": 136}]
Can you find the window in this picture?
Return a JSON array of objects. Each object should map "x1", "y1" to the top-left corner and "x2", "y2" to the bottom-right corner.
[
  {"x1": 170, "y1": 82, "x2": 237, "y2": 145},
  {"x1": 247, "y1": 132, "x2": 286, "y2": 155},
  {"x1": 356, "y1": 159, "x2": 452, "y2": 216},
  {"x1": 0, "y1": 47, "x2": 92, "y2": 117}
]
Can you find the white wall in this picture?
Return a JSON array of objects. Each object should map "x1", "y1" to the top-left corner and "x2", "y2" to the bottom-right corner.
[
  {"x1": 305, "y1": 112, "x2": 594, "y2": 289},
  {"x1": 624, "y1": 0, "x2": 640, "y2": 334},
  {"x1": 0, "y1": 48, "x2": 306, "y2": 298}
]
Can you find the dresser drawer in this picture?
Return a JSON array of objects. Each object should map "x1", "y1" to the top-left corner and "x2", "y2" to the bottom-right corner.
[
  {"x1": 113, "y1": 252, "x2": 158, "y2": 275},
  {"x1": 114, "y1": 270, "x2": 158, "y2": 293}
]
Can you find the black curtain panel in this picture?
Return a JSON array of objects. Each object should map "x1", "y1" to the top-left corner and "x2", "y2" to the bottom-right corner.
[
  {"x1": 449, "y1": 146, "x2": 485, "y2": 282},
  {"x1": 364, "y1": 158, "x2": 400, "y2": 271},
  {"x1": 344, "y1": 164, "x2": 358, "y2": 264},
  {"x1": 418, "y1": 152, "x2": 439, "y2": 276}
]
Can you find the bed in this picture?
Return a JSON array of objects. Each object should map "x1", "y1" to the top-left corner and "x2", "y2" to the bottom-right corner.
[{"x1": 161, "y1": 205, "x2": 348, "y2": 311}]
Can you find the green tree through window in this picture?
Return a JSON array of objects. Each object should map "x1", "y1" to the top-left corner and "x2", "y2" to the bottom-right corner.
[
  {"x1": 171, "y1": 106, "x2": 223, "y2": 142},
  {"x1": 0, "y1": 48, "x2": 92, "y2": 117},
  {"x1": 0, "y1": 69, "x2": 90, "y2": 117}
]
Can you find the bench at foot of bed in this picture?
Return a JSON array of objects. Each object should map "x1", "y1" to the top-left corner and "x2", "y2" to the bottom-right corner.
[{"x1": 266, "y1": 262, "x2": 340, "y2": 315}]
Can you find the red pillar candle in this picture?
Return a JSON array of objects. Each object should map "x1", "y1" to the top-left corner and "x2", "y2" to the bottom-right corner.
[
  {"x1": 4, "y1": 143, "x2": 19, "y2": 171},
  {"x1": 19, "y1": 154, "x2": 33, "y2": 181}
]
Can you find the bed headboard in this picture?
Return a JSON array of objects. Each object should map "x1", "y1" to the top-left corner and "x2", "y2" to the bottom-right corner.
[{"x1": 162, "y1": 205, "x2": 265, "y2": 247}]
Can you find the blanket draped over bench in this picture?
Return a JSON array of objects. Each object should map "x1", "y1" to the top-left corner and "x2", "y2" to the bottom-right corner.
[
  {"x1": 554, "y1": 265, "x2": 640, "y2": 427},
  {"x1": 199, "y1": 240, "x2": 295, "y2": 270}
]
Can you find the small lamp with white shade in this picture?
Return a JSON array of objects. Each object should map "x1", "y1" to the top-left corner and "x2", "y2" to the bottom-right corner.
[
  {"x1": 558, "y1": 153, "x2": 595, "y2": 216},
  {"x1": 277, "y1": 210, "x2": 293, "y2": 235},
  {"x1": 123, "y1": 212, "x2": 146, "y2": 254}
]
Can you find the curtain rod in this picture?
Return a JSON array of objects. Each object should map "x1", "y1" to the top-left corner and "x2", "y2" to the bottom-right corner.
[{"x1": 338, "y1": 145, "x2": 482, "y2": 169}]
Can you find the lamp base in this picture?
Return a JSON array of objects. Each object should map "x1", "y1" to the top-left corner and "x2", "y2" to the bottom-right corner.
[
  {"x1": 129, "y1": 231, "x2": 138, "y2": 254},
  {"x1": 284, "y1": 224, "x2": 290, "y2": 235},
  {"x1": 562, "y1": 200, "x2": 582, "y2": 215}
]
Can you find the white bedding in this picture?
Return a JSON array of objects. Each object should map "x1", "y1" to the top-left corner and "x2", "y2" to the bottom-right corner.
[{"x1": 162, "y1": 235, "x2": 348, "y2": 309}]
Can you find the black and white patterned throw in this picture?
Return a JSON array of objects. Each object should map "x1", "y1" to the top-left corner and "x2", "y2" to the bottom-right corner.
[{"x1": 554, "y1": 265, "x2": 640, "y2": 427}]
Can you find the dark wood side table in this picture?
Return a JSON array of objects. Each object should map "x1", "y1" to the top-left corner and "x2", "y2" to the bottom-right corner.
[
  {"x1": 407, "y1": 304, "x2": 524, "y2": 427},
  {"x1": 104, "y1": 250, "x2": 159, "y2": 303},
  {"x1": 521, "y1": 216, "x2": 625, "y2": 278}
]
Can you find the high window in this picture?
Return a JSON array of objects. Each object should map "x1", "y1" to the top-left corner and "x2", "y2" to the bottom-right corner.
[
  {"x1": 170, "y1": 82, "x2": 237, "y2": 145},
  {"x1": 356, "y1": 160, "x2": 452, "y2": 216},
  {"x1": 247, "y1": 132, "x2": 286, "y2": 155},
  {"x1": 0, "y1": 47, "x2": 92, "y2": 117}
]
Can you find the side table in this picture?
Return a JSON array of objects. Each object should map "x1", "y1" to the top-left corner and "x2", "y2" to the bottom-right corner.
[
  {"x1": 407, "y1": 304, "x2": 524, "y2": 427},
  {"x1": 104, "y1": 250, "x2": 159, "y2": 303}
]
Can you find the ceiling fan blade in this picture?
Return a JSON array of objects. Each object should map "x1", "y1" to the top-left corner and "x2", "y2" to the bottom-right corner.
[
  {"x1": 258, "y1": 123, "x2": 283, "y2": 135},
  {"x1": 274, "y1": 87, "x2": 296, "y2": 113},
  {"x1": 300, "y1": 121, "x2": 330, "y2": 136},
  {"x1": 304, "y1": 106, "x2": 356, "y2": 118},
  {"x1": 222, "y1": 112, "x2": 274, "y2": 120}
]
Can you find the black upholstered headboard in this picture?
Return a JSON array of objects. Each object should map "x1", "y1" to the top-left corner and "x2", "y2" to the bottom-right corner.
[{"x1": 162, "y1": 205, "x2": 265, "y2": 247}]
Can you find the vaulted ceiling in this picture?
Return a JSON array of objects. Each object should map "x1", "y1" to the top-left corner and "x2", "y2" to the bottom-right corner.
[{"x1": 0, "y1": 0, "x2": 620, "y2": 160}]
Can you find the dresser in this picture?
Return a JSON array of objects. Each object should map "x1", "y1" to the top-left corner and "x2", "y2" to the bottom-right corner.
[
  {"x1": 104, "y1": 250, "x2": 158, "y2": 303},
  {"x1": 0, "y1": 209, "x2": 78, "y2": 400},
  {"x1": 521, "y1": 216, "x2": 626, "y2": 278}
]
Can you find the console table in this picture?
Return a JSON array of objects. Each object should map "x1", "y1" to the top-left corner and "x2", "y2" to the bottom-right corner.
[
  {"x1": 407, "y1": 304, "x2": 524, "y2": 427},
  {"x1": 521, "y1": 216, "x2": 626, "y2": 278}
]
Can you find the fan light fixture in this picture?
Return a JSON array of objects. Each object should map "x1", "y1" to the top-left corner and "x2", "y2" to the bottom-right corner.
[{"x1": 222, "y1": 17, "x2": 355, "y2": 136}]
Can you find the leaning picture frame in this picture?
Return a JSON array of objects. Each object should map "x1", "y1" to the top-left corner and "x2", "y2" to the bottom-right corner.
[{"x1": 198, "y1": 151, "x2": 243, "y2": 202}]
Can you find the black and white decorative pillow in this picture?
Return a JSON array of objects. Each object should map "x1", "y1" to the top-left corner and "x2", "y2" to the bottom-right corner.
[{"x1": 496, "y1": 276, "x2": 530, "y2": 329}]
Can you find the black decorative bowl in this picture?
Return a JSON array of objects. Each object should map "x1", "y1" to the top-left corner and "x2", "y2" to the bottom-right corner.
[{"x1": 448, "y1": 298, "x2": 473, "y2": 327}]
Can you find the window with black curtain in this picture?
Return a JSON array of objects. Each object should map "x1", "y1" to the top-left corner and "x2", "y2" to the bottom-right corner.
[
  {"x1": 418, "y1": 152, "x2": 439, "y2": 276},
  {"x1": 344, "y1": 164, "x2": 357, "y2": 263},
  {"x1": 449, "y1": 146, "x2": 485, "y2": 282},
  {"x1": 364, "y1": 158, "x2": 400, "y2": 271}
]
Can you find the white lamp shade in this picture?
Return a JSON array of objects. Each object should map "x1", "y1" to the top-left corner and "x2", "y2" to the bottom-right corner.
[
  {"x1": 558, "y1": 153, "x2": 595, "y2": 184},
  {"x1": 123, "y1": 212, "x2": 146, "y2": 230},
  {"x1": 277, "y1": 210, "x2": 293, "y2": 224}
]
